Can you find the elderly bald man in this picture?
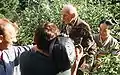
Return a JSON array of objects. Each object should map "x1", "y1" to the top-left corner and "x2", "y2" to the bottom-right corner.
[{"x1": 61, "y1": 4, "x2": 97, "y2": 75}]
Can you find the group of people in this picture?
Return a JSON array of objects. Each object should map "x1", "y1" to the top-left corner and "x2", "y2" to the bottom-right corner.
[{"x1": 0, "y1": 4, "x2": 119, "y2": 75}]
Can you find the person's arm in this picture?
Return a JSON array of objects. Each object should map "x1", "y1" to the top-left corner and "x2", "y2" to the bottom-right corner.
[
  {"x1": 113, "y1": 38, "x2": 120, "y2": 50},
  {"x1": 71, "y1": 45, "x2": 83, "y2": 75},
  {"x1": 79, "y1": 23, "x2": 97, "y2": 70},
  {"x1": 111, "y1": 38, "x2": 120, "y2": 55},
  {"x1": 13, "y1": 45, "x2": 33, "y2": 57}
]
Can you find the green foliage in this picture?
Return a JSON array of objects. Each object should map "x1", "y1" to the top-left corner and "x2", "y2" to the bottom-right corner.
[
  {"x1": 0, "y1": 13, "x2": 5, "y2": 18},
  {"x1": 0, "y1": 0, "x2": 120, "y2": 74},
  {"x1": 0, "y1": 0, "x2": 19, "y2": 20},
  {"x1": 93, "y1": 54, "x2": 120, "y2": 75},
  {"x1": 17, "y1": 0, "x2": 65, "y2": 45}
]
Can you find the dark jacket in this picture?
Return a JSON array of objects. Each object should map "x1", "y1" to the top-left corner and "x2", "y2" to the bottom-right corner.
[
  {"x1": 50, "y1": 36, "x2": 75, "y2": 74},
  {"x1": 20, "y1": 50, "x2": 57, "y2": 75},
  {"x1": 61, "y1": 18, "x2": 97, "y2": 68}
]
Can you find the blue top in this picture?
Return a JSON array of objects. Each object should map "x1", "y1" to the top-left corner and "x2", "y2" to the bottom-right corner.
[{"x1": 0, "y1": 45, "x2": 32, "y2": 75}]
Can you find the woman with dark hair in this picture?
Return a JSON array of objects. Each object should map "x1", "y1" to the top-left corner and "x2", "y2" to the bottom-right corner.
[
  {"x1": 20, "y1": 23, "x2": 59, "y2": 75},
  {"x1": 93, "y1": 20, "x2": 119, "y2": 54},
  {"x1": 20, "y1": 22, "x2": 83, "y2": 75}
]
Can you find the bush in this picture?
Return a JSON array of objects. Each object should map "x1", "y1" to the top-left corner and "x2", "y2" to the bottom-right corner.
[
  {"x1": 92, "y1": 54, "x2": 120, "y2": 75},
  {"x1": 0, "y1": 0, "x2": 120, "y2": 74}
]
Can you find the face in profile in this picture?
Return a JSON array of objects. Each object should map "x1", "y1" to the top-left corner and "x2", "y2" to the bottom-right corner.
[
  {"x1": 99, "y1": 23, "x2": 110, "y2": 39},
  {"x1": 1, "y1": 24, "x2": 17, "y2": 49},
  {"x1": 44, "y1": 28, "x2": 55, "y2": 40},
  {"x1": 61, "y1": 10, "x2": 74, "y2": 24},
  {"x1": 44, "y1": 23, "x2": 60, "y2": 40}
]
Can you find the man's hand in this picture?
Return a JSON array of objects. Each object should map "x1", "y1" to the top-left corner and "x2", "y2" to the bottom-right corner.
[
  {"x1": 75, "y1": 45, "x2": 83, "y2": 63},
  {"x1": 80, "y1": 62, "x2": 89, "y2": 70},
  {"x1": 71, "y1": 45, "x2": 83, "y2": 75}
]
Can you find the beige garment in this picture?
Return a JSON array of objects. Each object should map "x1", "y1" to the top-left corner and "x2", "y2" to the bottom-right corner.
[{"x1": 93, "y1": 34, "x2": 119, "y2": 53}]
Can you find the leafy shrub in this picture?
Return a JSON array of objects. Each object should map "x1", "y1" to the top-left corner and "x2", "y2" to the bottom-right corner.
[
  {"x1": 92, "y1": 54, "x2": 120, "y2": 75},
  {"x1": 0, "y1": 0, "x2": 120, "y2": 74}
]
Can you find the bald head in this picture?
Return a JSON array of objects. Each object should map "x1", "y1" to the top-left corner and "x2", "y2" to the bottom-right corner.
[
  {"x1": 61, "y1": 4, "x2": 78, "y2": 24},
  {"x1": 62, "y1": 4, "x2": 78, "y2": 16},
  {"x1": 0, "y1": 19, "x2": 18, "y2": 50}
]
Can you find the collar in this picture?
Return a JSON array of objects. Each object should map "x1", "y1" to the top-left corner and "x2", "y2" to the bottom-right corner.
[
  {"x1": 68, "y1": 18, "x2": 78, "y2": 26},
  {"x1": 32, "y1": 46, "x2": 49, "y2": 56},
  {"x1": 99, "y1": 35, "x2": 111, "y2": 46},
  {"x1": 0, "y1": 51, "x2": 3, "y2": 60}
]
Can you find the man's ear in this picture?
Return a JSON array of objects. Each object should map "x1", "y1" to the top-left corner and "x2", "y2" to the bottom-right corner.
[
  {"x1": 0, "y1": 35, "x2": 3, "y2": 43},
  {"x1": 71, "y1": 13, "x2": 75, "y2": 18}
]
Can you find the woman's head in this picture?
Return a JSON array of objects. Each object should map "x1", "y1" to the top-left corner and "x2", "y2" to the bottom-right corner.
[
  {"x1": 99, "y1": 20, "x2": 113, "y2": 40},
  {"x1": 34, "y1": 22, "x2": 60, "y2": 51},
  {"x1": 43, "y1": 22, "x2": 60, "y2": 40}
]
